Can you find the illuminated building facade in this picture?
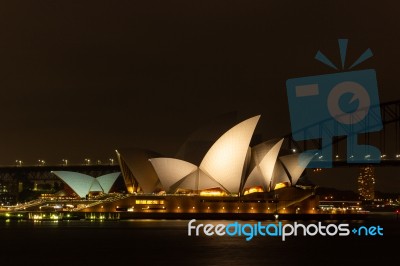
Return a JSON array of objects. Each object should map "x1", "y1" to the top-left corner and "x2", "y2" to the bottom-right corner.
[
  {"x1": 357, "y1": 166, "x2": 375, "y2": 200},
  {"x1": 0, "y1": 183, "x2": 15, "y2": 206}
]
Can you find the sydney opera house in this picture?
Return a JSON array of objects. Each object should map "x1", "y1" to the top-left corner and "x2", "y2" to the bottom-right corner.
[{"x1": 40, "y1": 114, "x2": 318, "y2": 216}]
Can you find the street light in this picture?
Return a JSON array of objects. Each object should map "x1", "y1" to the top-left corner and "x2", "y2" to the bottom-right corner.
[
  {"x1": 84, "y1": 158, "x2": 91, "y2": 165},
  {"x1": 62, "y1": 159, "x2": 68, "y2": 166},
  {"x1": 15, "y1": 160, "x2": 22, "y2": 166},
  {"x1": 109, "y1": 158, "x2": 114, "y2": 165}
]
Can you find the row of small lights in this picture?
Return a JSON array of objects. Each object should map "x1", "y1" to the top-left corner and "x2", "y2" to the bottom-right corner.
[
  {"x1": 177, "y1": 206, "x2": 286, "y2": 210},
  {"x1": 320, "y1": 207, "x2": 363, "y2": 211},
  {"x1": 14, "y1": 158, "x2": 116, "y2": 166},
  {"x1": 13, "y1": 153, "x2": 400, "y2": 166},
  {"x1": 115, "y1": 206, "x2": 306, "y2": 212},
  {"x1": 107, "y1": 204, "x2": 377, "y2": 212},
  {"x1": 361, "y1": 154, "x2": 400, "y2": 159},
  {"x1": 114, "y1": 206, "x2": 286, "y2": 211},
  {"x1": 293, "y1": 149, "x2": 400, "y2": 159},
  {"x1": 381, "y1": 154, "x2": 400, "y2": 158},
  {"x1": 302, "y1": 154, "x2": 400, "y2": 160}
]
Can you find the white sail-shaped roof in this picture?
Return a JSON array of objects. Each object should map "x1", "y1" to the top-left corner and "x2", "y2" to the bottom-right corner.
[
  {"x1": 248, "y1": 138, "x2": 282, "y2": 171},
  {"x1": 173, "y1": 169, "x2": 224, "y2": 191},
  {"x1": 52, "y1": 171, "x2": 121, "y2": 198},
  {"x1": 257, "y1": 138, "x2": 284, "y2": 187},
  {"x1": 113, "y1": 114, "x2": 314, "y2": 196},
  {"x1": 243, "y1": 139, "x2": 284, "y2": 192},
  {"x1": 97, "y1": 172, "x2": 121, "y2": 193},
  {"x1": 52, "y1": 171, "x2": 94, "y2": 198},
  {"x1": 271, "y1": 160, "x2": 291, "y2": 189},
  {"x1": 89, "y1": 179, "x2": 104, "y2": 192},
  {"x1": 198, "y1": 170, "x2": 225, "y2": 190},
  {"x1": 243, "y1": 167, "x2": 267, "y2": 190},
  {"x1": 280, "y1": 153, "x2": 314, "y2": 185},
  {"x1": 173, "y1": 171, "x2": 198, "y2": 192},
  {"x1": 199, "y1": 115, "x2": 260, "y2": 193},
  {"x1": 149, "y1": 158, "x2": 197, "y2": 193}
]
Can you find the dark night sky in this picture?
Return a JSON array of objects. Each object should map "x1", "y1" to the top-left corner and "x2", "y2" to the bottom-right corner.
[{"x1": 0, "y1": 1, "x2": 399, "y2": 191}]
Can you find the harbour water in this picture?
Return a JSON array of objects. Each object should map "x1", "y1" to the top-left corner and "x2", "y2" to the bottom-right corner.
[{"x1": 0, "y1": 212, "x2": 398, "y2": 265}]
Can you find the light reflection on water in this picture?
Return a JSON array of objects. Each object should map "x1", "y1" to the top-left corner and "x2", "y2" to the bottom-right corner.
[{"x1": 0, "y1": 213, "x2": 398, "y2": 265}]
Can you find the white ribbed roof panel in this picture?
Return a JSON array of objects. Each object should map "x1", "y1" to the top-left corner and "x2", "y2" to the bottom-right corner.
[
  {"x1": 175, "y1": 169, "x2": 224, "y2": 191},
  {"x1": 250, "y1": 138, "x2": 282, "y2": 167},
  {"x1": 243, "y1": 167, "x2": 268, "y2": 190},
  {"x1": 199, "y1": 115, "x2": 260, "y2": 193},
  {"x1": 258, "y1": 138, "x2": 284, "y2": 187},
  {"x1": 280, "y1": 153, "x2": 314, "y2": 185},
  {"x1": 97, "y1": 172, "x2": 121, "y2": 193},
  {"x1": 149, "y1": 158, "x2": 197, "y2": 192},
  {"x1": 52, "y1": 171, "x2": 94, "y2": 198},
  {"x1": 176, "y1": 171, "x2": 198, "y2": 191},
  {"x1": 198, "y1": 170, "x2": 225, "y2": 190},
  {"x1": 271, "y1": 161, "x2": 291, "y2": 189},
  {"x1": 89, "y1": 179, "x2": 103, "y2": 192}
]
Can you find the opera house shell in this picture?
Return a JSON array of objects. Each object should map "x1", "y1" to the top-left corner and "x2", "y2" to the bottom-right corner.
[
  {"x1": 52, "y1": 171, "x2": 121, "y2": 198},
  {"x1": 116, "y1": 115, "x2": 315, "y2": 197}
]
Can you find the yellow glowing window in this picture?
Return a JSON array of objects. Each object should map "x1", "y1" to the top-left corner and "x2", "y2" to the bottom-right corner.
[
  {"x1": 135, "y1": 200, "x2": 164, "y2": 205},
  {"x1": 243, "y1": 186, "x2": 263, "y2": 195},
  {"x1": 273, "y1": 182, "x2": 289, "y2": 190}
]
